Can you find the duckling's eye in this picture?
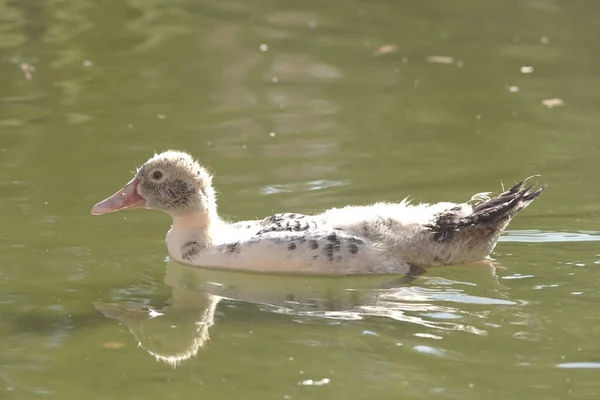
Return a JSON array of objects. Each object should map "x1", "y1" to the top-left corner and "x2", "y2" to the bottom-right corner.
[{"x1": 151, "y1": 170, "x2": 163, "y2": 180}]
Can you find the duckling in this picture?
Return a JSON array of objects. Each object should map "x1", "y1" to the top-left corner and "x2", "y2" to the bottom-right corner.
[{"x1": 91, "y1": 150, "x2": 545, "y2": 275}]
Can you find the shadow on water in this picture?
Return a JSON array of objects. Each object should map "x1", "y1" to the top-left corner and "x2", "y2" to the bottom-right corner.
[{"x1": 94, "y1": 259, "x2": 516, "y2": 367}]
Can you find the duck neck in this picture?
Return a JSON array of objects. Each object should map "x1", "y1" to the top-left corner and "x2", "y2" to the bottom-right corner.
[{"x1": 170, "y1": 208, "x2": 223, "y2": 246}]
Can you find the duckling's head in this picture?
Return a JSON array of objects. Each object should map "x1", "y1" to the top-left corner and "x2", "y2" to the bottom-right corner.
[{"x1": 91, "y1": 150, "x2": 216, "y2": 217}]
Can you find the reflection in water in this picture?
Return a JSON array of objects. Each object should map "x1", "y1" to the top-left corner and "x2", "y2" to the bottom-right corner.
[
  {"x1": 95, "y1": 295, "x2": 219, "y2": 367},
  {"x1": 95, "y1": 261, "x2": 513, "y2": 366}
]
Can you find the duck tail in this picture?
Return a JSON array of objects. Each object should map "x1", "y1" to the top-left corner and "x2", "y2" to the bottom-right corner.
[
  {"x1": 468, "y1": 178, "x2": 546, "y2": 226},
  {"x1": 426, "y1": 178, "x2": 545, "y2": 243}
]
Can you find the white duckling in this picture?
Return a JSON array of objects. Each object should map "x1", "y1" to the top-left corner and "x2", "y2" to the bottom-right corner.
[{"x1": 91, "y1": 150, "x2": 545, "y2": 275}]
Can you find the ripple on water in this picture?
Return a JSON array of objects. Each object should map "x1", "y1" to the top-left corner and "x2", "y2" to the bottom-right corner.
[
  {"x1": 556, "y1": 362, "x2": 600, "y2": 369},
  {"x1": 380, "y1": 286, "x2": 517, "y2": 306},
  {"x1": 501, "y1": 230, "x2": 600, "y2": 243},
  {"x1": 260, "y1": 179, "x2": 350, "y2": 194}
]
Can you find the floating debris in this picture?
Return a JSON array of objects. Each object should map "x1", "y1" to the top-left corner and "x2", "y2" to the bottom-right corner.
[
  {"x1": 520, "y1": 66, "x2": 534, "y2": 74},
  {"x1": 373, "y1": 44, "x2": 398, "y2": 57},
  {"x1": 102, "y1": 342, "x2": 126, "y2": 350},
  {"x1": 542, "y1": 98, "x2": 564, "y2": 108},
  {"x1": 299, "y1": 378, "x2": 331, "y2": 386},
  {"x1": 259, "y1": 44, "x2": 269, "y2": 52},
  {"x1": 426, "y1": 56, "x2": 454, "y2": 64},
  {"x1": 20, "y1": 63, "x2": 35, "y2": 80}
]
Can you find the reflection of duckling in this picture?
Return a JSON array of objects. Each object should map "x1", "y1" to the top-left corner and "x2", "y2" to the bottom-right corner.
[
  {"x1": 92, "y1": 150, "x2": 544, "y2": 274},
  {"x1": 94, "y1": 294, "x2": 219, "y2": 367},
  {"x1": 95, "y1": 261, "x2": 515, "y2": 366}
]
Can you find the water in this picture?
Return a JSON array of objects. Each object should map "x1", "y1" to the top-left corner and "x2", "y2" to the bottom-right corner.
[{"x1": 1, "y1": 0, "x2": 600, "y2": 398}]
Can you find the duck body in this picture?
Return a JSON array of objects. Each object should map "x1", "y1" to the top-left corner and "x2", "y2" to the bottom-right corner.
[{"x1": 91, "y1": 151, "x2": 545, "y2": 275}]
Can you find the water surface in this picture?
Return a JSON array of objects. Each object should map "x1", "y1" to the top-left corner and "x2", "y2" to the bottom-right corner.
[{"x1": 1, "y1": 0, "x2": 600, "y2": 399}]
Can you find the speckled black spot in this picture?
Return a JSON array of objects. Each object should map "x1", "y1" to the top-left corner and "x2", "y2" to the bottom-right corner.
[
  {"x1": 323, "y1": 244, "x2": 334, "y2": 261},
  {"x1": 326, "y1": 233, "x2": 341, "y2": 245},
  {"x1": 348, "y1": 244, "x2": 359, "y2": 254},
  {"x1": 312, "y1": 255, "x2": 319, "y2": 260},
  {"x1": 288, "y1": 243, "x2": 296, "y2": 250},
  {"x1": 348, "y1": 237, "x2": 365, "y2": 244},
  {"x1": 362, "y1": 222, "x2": 369, "y2": 234},
  {"x1": 225, "y1": 242, "x2": 240, "y2": 253},
  {"x1": 309, "y1": 240, "x2": 319, "y2": 250},
  {"x1": 181, "y1": 241, "x2": 201, "y2": 260}
]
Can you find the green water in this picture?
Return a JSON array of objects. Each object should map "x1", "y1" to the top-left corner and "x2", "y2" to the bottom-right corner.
[{"x1": 2, "y1": 0, "x2": 600, "y2": 398}]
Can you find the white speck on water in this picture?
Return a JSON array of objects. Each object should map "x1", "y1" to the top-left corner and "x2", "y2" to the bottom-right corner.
[
  {"x1": 128, "y1": 123, "x2": 133, "y2": 128},
  {"x1": 541, "y1": 36, "x2": 549, "y2": 44},
  {"x1": 414, "y1": 333, "x2": 443, "y2": 340},
  {"x1": 242, "y1": 144, "x2": 247, "y2": 149},
  {"x1": 207, "y1": 142, "x2": 212, "y2": 146},
  {"x1": 456, "y1": 60, "x2": 464, "y2": 67},
  {"x1": 571, "y1": 291, "x2": 583, "y2": 295},
  {"x1": 413, "y1": 345, "x2": 446, "y2": 357},
  {"x1": 83, "y1": 60, "x2": 93, "y2": 67},
  {"x1": 157, "y1": 114, "x2": 166, "y2": 119},
  {"x1": 272, "y1": 76, "x2": 279, "y2": 83},
  {"x1": 520, "y1": 66, "x2": 534, "y2": 74},
  {"x1": 502, "y1": 274, "x2": 534, "y2": 280},
  {"x1": 148, "y1": 309, "x2": 164, "y2": 318},
  {"x1": 362, "y1": 330, "x2": 379, "y2": 336},
  {"x1": 299, "y1": 378, "x2": 330, "y2": 386},
  {"x1": 308, "y1": 20, "x2": 317, "y2": 29},
  {"x1": 401, "y1": 57, "x2": 408, "y2": 63},
  {"x1": 44, "y1": 201, "x2": 48, "y2": 205},
  {"x1": 476, "y1": 114, "x2": 482, "y2": 120},
  {"x1": 288, "y1": 357, "x2": 294, "y2": 361},
  {"x1": 284, "y1": 396, "x2": 292, "y2": 400},
  {"x1": 259, "y1": 44, "x2": 269, "y2": 52},
  {"x1": 269, "y1": 132, "x2": 276, "y2": 137},
  {"x1": 468, "y1": 383, "x2": 475, "y2": 389},
  {"x1": 299, "y1": 370, "x2": 304, "y2": 375},
  {"x1": 534, "y1": 284, "x2": 559, "y2": 290},
  {"x1": 508, "y1": 86, "x2": 520, "y2": 93}
]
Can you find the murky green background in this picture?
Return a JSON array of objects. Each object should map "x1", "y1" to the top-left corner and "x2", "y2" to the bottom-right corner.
[{"x1": 2, "y1": 0, "x2": 600, "y2": 398}]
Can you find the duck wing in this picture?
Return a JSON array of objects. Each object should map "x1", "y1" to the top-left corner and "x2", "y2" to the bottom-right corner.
[{"x1": 255, "y1": 213, "x2": 320, "y2": 235}]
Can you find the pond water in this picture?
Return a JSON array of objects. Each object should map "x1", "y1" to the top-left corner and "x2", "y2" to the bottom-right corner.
[{"x1": 1, "y1": 0, "x2": 600, "y2": 399}]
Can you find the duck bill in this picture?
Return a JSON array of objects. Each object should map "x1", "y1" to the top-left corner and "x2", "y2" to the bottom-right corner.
[{"x1": 91, "y1": 177, "x2": 146, "y2": 215}]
